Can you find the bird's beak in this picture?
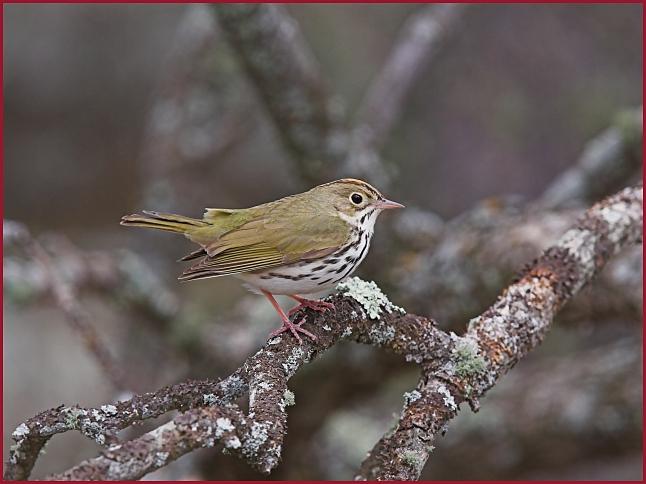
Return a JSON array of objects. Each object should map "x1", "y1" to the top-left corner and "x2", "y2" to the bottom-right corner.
[{"x1": 374, "y1": 198, "x2": 405, "y2": 210}]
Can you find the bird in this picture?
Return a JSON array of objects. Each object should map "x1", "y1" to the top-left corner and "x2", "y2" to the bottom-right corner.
[{"x1": 121, "y1": 178, "x2": 403, "y2": 342}]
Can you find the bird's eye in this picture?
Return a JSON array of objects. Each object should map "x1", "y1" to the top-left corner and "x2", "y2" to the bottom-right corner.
[{"x1": 350, "y1": 193, "x2": 363, "y2": 205}]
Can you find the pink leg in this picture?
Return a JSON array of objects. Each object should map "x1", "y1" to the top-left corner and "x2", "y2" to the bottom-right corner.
[
  {"x1": 262, "y1": 291, "x2": 317, "y2": 343},
  {"x1": 287, "y1": 295, "x2": 336, "y2": 318}
]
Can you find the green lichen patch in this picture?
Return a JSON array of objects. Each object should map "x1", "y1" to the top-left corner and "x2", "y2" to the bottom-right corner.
[
  {"x1": 451, "y1": 333, "x2": 487, "y2": 378},
  {"x1": 63, "y1": 407, "x2": 86, "y2": 428},
  {"x1": 337, "y1": 277, "x2": 405, "y2": 320}
]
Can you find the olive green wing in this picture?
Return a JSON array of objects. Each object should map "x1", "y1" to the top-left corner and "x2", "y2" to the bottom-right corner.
[
  {"x1": 178, "y1": 242, "x2": 287, "y2": 280},
  {"x1": 177, "y1": 207, "x2": 257, "y2": 262},
  {"x1": 180, "y1": 201, "x2": 349, "y2": 280},
  {"x1": 207, "y1": 198, "x2": 351, "y2": 261}
]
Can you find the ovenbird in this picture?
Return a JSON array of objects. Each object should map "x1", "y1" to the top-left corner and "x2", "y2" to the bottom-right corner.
[{"x1": 121, "y1": 178, "x2": 403, "y2": 342}]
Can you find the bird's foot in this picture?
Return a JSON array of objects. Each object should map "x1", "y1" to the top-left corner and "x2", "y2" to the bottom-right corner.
[
  {"x1": 268, "y1": 317, "x2": 317, "y2": 344},
  {"x1": 287, "y1": 297, "x2": 336, "y2": 317}
]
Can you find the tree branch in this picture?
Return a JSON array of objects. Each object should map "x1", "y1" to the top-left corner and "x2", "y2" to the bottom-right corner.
[
  {"x1": 213, "y1": 4, "x2": 465, "y2": 188},
  {"x1": 5, "y1": 186, "x2": 641, "y2": 480},
  {"x1": 358, "y1": 185, "x2": 642, "y2": 480},
  {"x1": 6, "y1": 289, "x2": 449, "y2": 480},
  {"x1": 212, "y1": 3, "x2": 347, "y2": 185},
  {"x1": 4, "y1": 221, "x2": 179, "y2": 323},
  {"x1": 540, "y1": 106, "x2": 643, "y2": 210},
  {"x1": 344, "y1": 4, "x2": 466, "y2": 186},
  {"x1": 393, "y1": 201, "x2": 642, "y2": 328},
  {"x1": 139, "y1": 4, "x2": 257, "y2": 213},
  {"x1": 425, "y1": 336, "x2": 642, "y2": 479},
  {"x1": 3, "y1": 222, "x2": 131, "y2": 392}
]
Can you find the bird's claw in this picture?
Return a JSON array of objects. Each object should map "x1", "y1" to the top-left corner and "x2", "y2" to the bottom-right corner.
[
  {"x1": 287, "y1": 299, "x2": 336, "y2": 318},
  {"x1": 268, "y1": 317, "x2": 317, "y2": 344}
]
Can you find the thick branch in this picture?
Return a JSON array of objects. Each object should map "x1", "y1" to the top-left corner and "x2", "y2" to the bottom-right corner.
[
  {"x1": 212, "y1": 3, "x2": 347, "y2": 185},
  {"x1": 213, "y1": 4, "x2": 464, "y2": 188},
  {"x1": 7, "y1": 290, "x2": 449, "y2": 480},
  {"x1": 312, "y1": 335, "x2": 640, "y2": 479},
  {"x1": 358, "y1": 185, "x2": 642, "y2": 480}
]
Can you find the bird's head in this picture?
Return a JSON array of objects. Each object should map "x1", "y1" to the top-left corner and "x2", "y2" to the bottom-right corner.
[{"x1": 312, "y1": 178, "x2": 404, "y2": 229}]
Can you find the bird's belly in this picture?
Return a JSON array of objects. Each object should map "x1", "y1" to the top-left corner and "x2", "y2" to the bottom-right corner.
[
  {"x1": 237, "y1": 270, "x2": 328, "y2": 296},
  {"x1": 236, "y1": 234, "x2": 371, "y2": 296}
]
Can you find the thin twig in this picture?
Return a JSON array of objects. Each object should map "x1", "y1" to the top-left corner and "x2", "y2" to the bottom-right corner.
[
  {"x1": 344, "y1": 4, "x2": 467, "y2": 186},
  {"x1": 24, "y1": 235, "x2": 130, "y2": 393},
  {"x1": 540, "y1": 106, "x2": 643, "y2": 210}
]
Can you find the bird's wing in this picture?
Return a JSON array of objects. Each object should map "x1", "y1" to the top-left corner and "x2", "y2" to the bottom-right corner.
[
  {"x1": 208, "y1": 199, "x2": 350, "y2": 259},
  {"x1": 180, "y1": 201, "x2": 349, "y2": 279},
  {"x1": 179, "y1": 242, "x2": 286, "y2": 280}
]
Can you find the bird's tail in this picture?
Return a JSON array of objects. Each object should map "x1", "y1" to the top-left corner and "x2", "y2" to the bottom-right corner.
[{"x1": 120, "y1": 210, "x2": 208, "y2": 234}]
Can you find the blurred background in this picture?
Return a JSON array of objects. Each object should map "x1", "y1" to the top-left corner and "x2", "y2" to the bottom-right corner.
[{"x1": 4, "y1": 3, "x2": 643, "y2": 480}]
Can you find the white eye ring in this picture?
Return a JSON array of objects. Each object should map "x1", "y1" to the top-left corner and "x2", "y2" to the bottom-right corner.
[{"x1": 350, "y1": 193, "x2": 364, "y2": 205}]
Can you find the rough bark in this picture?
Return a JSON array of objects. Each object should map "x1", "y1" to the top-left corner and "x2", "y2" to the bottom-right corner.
[
  {"x1": 357, "y1": 185, "x2": 642, "y2": 480},
  {"x1": 425, "y1": 336, "x2": 642, "y2": 479}
]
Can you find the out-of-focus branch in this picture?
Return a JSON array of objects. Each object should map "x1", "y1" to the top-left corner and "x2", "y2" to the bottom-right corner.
[
  {"x1": 3, "y1": 221, "x2": 130, "y2": 392},
  {"x1": 393, "y1": 200, "x2": 642, "y2": 328},
  {"x1": 6, "y1": 186, "x2": 641, "y2": 480},
  {"x1": 540, "y1": 106, "x2": 643, "y2": 210},
  {"x1": 212, "y1": 3, "x2": 347, "y2": 185},
  {"x1": 140, "y1": 4, "x2": 256, "y2": 212},
  {"x1": 4, "y1": 220, "x2": 242, "y2": 384},
  {"x1": 213, "y1": 4, "x2": 465, "y2": 188},
  {"x1": 4, "y1": 221, "x2": 179, "y2": 324},
  {"x1": 389, "y1": 108, "x2": 643, "y2": 327},
  {"x1": 344, "y1": 4, "x2": 467, "y2": 186},
  {"x1": 358, "y1": 185, "x2": 642, "y2": 480}
]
